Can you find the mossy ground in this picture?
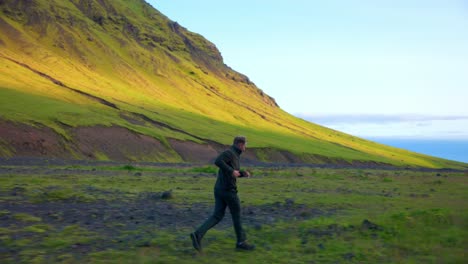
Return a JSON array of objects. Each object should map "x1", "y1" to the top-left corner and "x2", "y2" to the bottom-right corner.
[{"x1": 1, "y1": 165, "x2": 466, "y2": 263}]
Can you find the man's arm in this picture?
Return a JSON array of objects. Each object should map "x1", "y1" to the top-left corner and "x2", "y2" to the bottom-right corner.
[{"x1": 214, "y1": 151, "x2": 234, "y2": 176}]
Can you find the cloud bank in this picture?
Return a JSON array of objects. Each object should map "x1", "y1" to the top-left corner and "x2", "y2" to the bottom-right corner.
[{"x1": 296, "y1": 114, "x2": 468, "y2": 139}]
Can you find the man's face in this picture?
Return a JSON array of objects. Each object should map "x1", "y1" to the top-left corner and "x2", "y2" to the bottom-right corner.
[{"x1": 238, "y1": 142, "x2": 246, "y2": 152}]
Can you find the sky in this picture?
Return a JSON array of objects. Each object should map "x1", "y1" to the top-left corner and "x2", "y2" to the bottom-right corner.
[{"x1": 148, "y1": 0, "x2": 468, "y2": 139}]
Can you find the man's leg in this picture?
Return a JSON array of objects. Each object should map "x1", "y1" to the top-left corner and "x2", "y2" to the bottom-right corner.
[
  {"x1": 226, "y1": 192, "x2": 246, "y2": 243},
  {"x1": 195, "y1": 191, "x2": 227, "y2": 239}
]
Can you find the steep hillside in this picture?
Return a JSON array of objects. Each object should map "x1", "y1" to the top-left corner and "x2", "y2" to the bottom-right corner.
[{"x1": 0, "y1": 0, "x2": 465, "y2": 168}]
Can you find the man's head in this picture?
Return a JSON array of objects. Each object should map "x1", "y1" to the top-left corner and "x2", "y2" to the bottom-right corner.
[{"x1": 233, "y1": 136, "x2": 247, "y2": 152}]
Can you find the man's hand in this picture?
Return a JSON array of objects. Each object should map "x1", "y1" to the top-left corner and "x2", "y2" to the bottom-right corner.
[{"x1": 233, "y1": 170, "x2": 241, "y2": 177}]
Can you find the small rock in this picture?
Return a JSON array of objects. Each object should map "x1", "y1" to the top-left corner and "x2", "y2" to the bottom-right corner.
[
  {"x1": 266, "y1": 216, "x2": 275, "y2": 224},
  {"x1": 11, "y1": 186, "x2": 26, "y2": 196},
  {"x1": 284, "y1": 198, "x2": 295, "y2": 206},
  {"x1": 298, "y1": 210, "x2": 311, "y2": 217},
  {"x1": 342, "y1": 252, "x2": 355, "y2": 260},
  {"x1": 361, "y1": 219, "x2": 381, "y2": 231},
  {"x1": 436, "y1": 173, "x2": 441, "y2": 177},
  {"x1": 134, "y1": 172, "x2": 142, "y2": 176},
  {"x1": 317, "y1": 243, "x2": 325, "y2": 250},
  {"x1": 146, "y1": 215, "x2": 155, "y2": 220},
  {"x1": 161, "y1": 190, "x2": 173, "y2": 200},
  {"x1": 244, "y1": 207, "x2": 255, "y2": 215},
  {"x1": 136, "y1": 241, "x2": 151, "y2": 247}
]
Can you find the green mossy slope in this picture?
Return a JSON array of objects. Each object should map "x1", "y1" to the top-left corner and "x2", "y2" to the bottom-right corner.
[{"x1": 0, "y1": 0, "x2": 466, "y2": 168}]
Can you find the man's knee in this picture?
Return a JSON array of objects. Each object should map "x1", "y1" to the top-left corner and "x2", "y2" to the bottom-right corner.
[
  {"x1": 228, "y1": 201, "x2": 241, "y2": 216},
  {"x1": 213, "y1": 211, "x2": 225, "y2": 222}
]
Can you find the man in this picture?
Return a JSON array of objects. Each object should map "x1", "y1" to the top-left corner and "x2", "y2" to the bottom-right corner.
[{"x1": 190, "y1": 136, "x2": 255, "y2": 252}]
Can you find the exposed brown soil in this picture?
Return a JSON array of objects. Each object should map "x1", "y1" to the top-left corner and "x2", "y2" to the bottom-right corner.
[
  {"x1": 0, "y1": 120, "x2": 72, "y2": 159},
  {"x1": 0, "y1": 17, "x2": 25, "y2": 45},
  {"x1": 247, "y1": 147, "x2": 303, "y2": 163},
  {"x1": 0, "y1": 118, "x2": 397, "y2": 167},
  {"x1": 73, "y1": 125, "x2": 174, "y2": 162},
  {"x1": 168, "y1": 138, "x2": 223, "y2": 163}
]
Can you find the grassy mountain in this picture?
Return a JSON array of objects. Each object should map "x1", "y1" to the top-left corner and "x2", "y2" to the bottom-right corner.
[{"x1": 0, "y1": 0, "x2": 465, "y2": 169}]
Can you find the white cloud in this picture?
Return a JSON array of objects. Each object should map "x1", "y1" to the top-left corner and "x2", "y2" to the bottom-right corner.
[{"x1": 297, "y1": 114, "x2": 468, "y2": 139}]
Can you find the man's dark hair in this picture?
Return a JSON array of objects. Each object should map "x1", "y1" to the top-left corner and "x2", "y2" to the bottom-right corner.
[{"x1": 233, "y1": 136, "x2": 246, "y2": 145}]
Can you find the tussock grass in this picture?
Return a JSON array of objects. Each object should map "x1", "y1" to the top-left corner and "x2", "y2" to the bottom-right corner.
[{"x1": 1, "y1": 166, "x2": 466, "y2": 263}]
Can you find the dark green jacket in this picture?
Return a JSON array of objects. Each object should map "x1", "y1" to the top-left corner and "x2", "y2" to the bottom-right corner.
[{"x1": 214, "y1": 145, "x2": 247, "y2": 192}]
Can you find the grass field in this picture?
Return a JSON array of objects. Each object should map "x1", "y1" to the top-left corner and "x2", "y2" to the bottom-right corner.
[{"x1": 1, "y1": 164, "x2": 466, "y2": 263}]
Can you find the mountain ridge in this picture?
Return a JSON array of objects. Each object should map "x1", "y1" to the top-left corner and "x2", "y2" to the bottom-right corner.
[{"x1": 0, "y1": 0, "x2": 466, "y2": 169}]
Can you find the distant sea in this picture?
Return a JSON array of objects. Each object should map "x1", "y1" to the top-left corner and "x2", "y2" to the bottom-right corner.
[{"x1": 367, "y1": 138, "x2": 468, "y2": 164}]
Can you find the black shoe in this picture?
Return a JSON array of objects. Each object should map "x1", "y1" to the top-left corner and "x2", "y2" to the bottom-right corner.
[
  {"x1": 236, "y1": 241, "x2": 255, "y2": 251},
  {"x1": 190, "y1": 232, "x2": 202, "y2": 252}
]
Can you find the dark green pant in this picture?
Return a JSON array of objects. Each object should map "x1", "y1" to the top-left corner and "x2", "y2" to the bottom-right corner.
[{"x1": 195, "y1": 189, "x2": 246, "y2": 243}]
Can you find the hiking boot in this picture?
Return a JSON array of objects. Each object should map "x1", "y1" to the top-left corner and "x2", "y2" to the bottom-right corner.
[
  {"x1": 236, "y1": 241, "x2": 255, "y2": 251},
  {"x1": 190, "y1": 232, "x2": 202, "y2": 252}
]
